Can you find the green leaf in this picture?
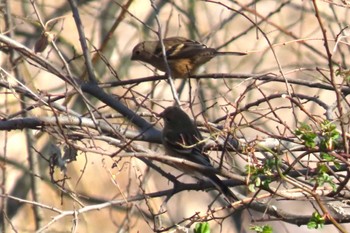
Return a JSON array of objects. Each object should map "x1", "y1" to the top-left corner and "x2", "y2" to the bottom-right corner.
[
  {"x1": 334, "y1": 161, "x2": 341, "y2": 170},
  {"x1": 317, "y1": 163, "x2": 329, "y2": 173},
  {"x1": 295, "y1": 123, "x2": 317, "y2": 148},
  {"x1": 262, "y1": 179, "x2": 272, "y2": 189},
  {"x1": 319, "y1": 120, "x2": 340, "y2": 150},
  {"x1": 307, "y1": 221, "x2": 317, "y2": 229},
  {"x1": 307, "y1": 212, "x2": 325, "y2": 229},
  {"x1": 194, "y1": 222, "x2": 210, "y2": 233},
  {"x1": 255, "y1": 177, "x2": 261, "y2": 187},
  {"x1": 320, "y1": 152, "x2": 333, "y2": 162},
  {"x1": 250, "y1": 225, "x2": 273, "y2": 233},
  {"x1": 248, "y1": 183, "x2": 256, "y2": 192}
]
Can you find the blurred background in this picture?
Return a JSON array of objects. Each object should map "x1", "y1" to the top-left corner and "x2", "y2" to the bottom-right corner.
[{"x1": 1, "y1": 0, "x2": 350, "y2": 232}]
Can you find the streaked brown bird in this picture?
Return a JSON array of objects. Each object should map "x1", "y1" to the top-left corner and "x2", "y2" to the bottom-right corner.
[
  {"x1": 159, "y1": 106, "x2": 237, "y2": 203},
  {"x1": 131, "y1": 37, "x2": 246, "y2": 78}
]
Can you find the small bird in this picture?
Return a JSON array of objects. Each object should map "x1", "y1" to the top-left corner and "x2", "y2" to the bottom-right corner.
[
  {"x1": 131, "y1": 36, "x2": 246, "y2": 78},
  {"x1": 159, "y1": 106, "x2": 237, "y2": 203}
]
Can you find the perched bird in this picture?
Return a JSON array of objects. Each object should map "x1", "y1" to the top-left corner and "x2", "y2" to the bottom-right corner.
[
  {"x1": 159, "y1": 106, "x2": 237, "y2": 203},
  {"x1": 131, "y1": 36, "x2": 246, "y2": 78}
]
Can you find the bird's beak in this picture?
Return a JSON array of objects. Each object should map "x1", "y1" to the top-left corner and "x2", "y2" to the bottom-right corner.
[
  {"x1": 157, "y1": 111, "x2": 163, "y2": 118},
  {"x1": 157, "y1": 109, "x2": 166, "y2": 118}
]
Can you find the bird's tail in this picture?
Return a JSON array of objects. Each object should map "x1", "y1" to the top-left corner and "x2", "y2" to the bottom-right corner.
[{"x1": 207, "y1": 173, "x2": 238, "y2": 203}]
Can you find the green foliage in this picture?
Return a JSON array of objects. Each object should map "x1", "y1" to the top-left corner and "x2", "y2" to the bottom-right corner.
[
  {"x1": 246, "y1": 158, "x2": 277, "y2": 192},
  {"x1": 250, "y1": 225, "x2": 273, "y2": 233},
  {"x1": 320, "y1": 152, "x2": 341, "y2": 169},
  {"x1": 294, "y1": 121, "x2": 340, "y2": 190},
  {"x1": 295, "y1": 121, "x2": 340, "y2": 150},
  {"x1": 295, "y1": 122, "x2": 340, "y2": 190},
  {"x1": 194, "y1": 222, "x2": 210, "y2": 233},
  {"x1": 307, "y1": 212, "x2": 325, "y2": 229},
  {"x1": 319, "y1": 120, "x2": 340, "y2": 151},
  {"x1": 312, "y1": 163, "x2": 337, "y2": 191},
  {"x1": 335, "y1": 68, "x2": 350, "y2": 85},
  {"x1": 295, "y1": 123, "x2": 317, "y2": 148}
]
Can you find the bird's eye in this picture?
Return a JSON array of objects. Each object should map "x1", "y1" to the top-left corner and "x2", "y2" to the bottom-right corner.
[{"x1": 134, "y1": 50, "x2": 140, "y2": 55}]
